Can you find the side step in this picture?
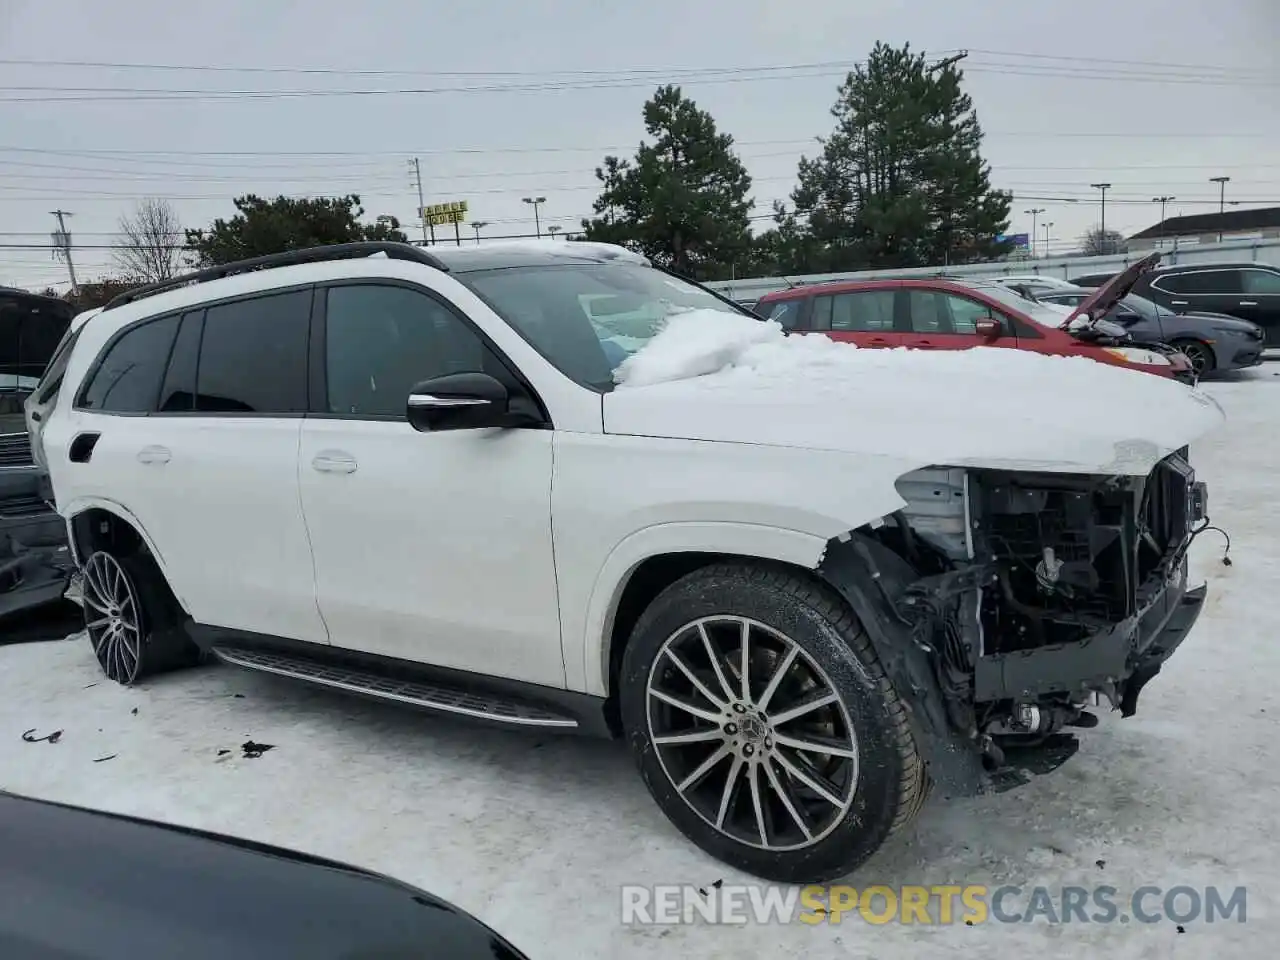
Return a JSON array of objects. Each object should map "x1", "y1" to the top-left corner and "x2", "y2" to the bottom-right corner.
[{"x1": 211, "y1": 645, "x2": 579, "y2": 730}]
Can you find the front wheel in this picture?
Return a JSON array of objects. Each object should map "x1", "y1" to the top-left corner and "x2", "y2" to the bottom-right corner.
[
  {"x1": 1170, "y1": 338, "x2": 1215, "y2": 376},
  {"x1": 619, "y1": 563, "x2": 928, "y2": 883}
]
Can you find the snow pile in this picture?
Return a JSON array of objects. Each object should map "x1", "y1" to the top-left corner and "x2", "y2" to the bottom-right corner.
[
  {"x1": 605, "y1": 310, "x2": 1227, "y2": 474},
  {"x1": 613, "y1": 309, "x2": 784, "y2": 386}
]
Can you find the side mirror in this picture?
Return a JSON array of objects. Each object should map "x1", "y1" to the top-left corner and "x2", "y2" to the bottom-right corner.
[
  {"x1": 406, "y1": 372, "x2": 511, "y2": 432},
  {"x1": 975, "y1": 317, "x2": 1002, "y2": 339}
]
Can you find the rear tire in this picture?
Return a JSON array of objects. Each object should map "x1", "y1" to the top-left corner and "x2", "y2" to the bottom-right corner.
[
  {"x1": 619, "y1": 562, "x2": 928, "y2": 883},
  {"x1": 82, "y1": 550, "x2": 200, "y2": 685}
]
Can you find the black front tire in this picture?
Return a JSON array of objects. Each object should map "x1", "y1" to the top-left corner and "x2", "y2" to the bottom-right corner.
[{"x1": 619, "y1": 562, "x2": 928, "y2": 883}]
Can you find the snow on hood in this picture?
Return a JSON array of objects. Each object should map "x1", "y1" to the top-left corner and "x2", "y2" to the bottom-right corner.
[{"x1": 606, "y1": 311, "x2": 1225, "y2": 476}]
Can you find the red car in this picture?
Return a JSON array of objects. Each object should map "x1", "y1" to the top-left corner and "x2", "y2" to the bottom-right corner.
[{"x1": 755, "y1": 254, "x2": 1193, "y2": 381}]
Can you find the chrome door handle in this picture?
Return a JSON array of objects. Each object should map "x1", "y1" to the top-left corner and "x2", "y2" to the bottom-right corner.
[
  {"x1": 311, "y1": 450, "x2": 357, "y2": 474},
  {"x1": 136, "y1": 445, "x2": 171, "y2": 465},
  {"x1": 1170, "y1": 300, "x2": 1189, "y2": 306},
  {"x1": 1239, "y1": 300, "x2": 1259, "y2": 306}
]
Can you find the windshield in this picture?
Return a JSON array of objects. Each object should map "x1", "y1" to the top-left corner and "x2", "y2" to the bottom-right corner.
[
  {"x1": 963, "y1": 283, "x2": 1071, "y2": 329},
  {"x1": 457, "y1": 262, "x2": 745, "y2": 391}
]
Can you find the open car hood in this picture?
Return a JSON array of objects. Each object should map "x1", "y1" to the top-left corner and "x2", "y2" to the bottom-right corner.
[{"x1": 1061, "y1": 252, "x2": 1162, "y2": 329}]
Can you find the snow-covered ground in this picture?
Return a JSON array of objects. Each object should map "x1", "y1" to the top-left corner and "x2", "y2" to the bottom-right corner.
[{"x1": 2, "y1": 370, "x2": 1277, "y2": 958}]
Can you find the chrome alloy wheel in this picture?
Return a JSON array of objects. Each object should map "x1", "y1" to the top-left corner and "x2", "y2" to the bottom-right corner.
[
  {"x1": 645, "y1": 616, "x2": 859, "y2": 851},
  {"x1": 82, "y1": 552, "x2": 143, "y2": 685}
]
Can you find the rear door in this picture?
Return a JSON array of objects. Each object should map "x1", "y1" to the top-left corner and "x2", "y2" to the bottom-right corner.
[
  {"x1": 48, "y1": 289, "x2": 329, "y2": 645},
  {"x1": 809, "y1": 288, "x2": 907, "y2": 347}
]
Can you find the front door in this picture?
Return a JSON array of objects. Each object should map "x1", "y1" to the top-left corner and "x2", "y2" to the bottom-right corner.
[
  {"x1": 903, "y1": 289, "x2": 1013, "y2": 351},
  {"x1": 810, "y1": 288, "x2": 908, "y2": 347},
  {"x1": 297, "y1": 281, "x2": 565, "y2": 688}
]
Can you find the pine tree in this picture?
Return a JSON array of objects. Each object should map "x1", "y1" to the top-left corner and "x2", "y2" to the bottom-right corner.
[
  {"x1": 581, "y1": 86, "x2": 754, "y2": 280},
  {"x1": 777, "y1": 43, "x2": 1012, "y2": 271}
]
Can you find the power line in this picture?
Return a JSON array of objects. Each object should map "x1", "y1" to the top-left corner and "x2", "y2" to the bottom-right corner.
[{"x1": 3, "y1": 56, "x2": 1278, "y2": 104}]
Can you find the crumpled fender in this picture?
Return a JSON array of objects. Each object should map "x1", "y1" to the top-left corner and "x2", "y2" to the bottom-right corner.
[{"x1": 817, "y1": 531, "x2": 987, "y2": 798}]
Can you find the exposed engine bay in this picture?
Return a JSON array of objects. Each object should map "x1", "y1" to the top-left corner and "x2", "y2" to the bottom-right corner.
[{"x1": 836, "y1": 450, "x2": 1212, "y2": 791}]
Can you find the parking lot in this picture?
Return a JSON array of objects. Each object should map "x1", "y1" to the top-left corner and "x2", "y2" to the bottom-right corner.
[{"x1": 0, "y1": 369, "x2": 1275, "y2": 958}]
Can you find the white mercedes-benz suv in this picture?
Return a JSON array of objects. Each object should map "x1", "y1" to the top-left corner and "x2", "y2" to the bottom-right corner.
[{"x1": 32, "y1": 241, "x2": 1223, "y2": 882}]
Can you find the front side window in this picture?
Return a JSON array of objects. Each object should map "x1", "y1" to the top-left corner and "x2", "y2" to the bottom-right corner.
[
  {"x1": 324, "y1": 284, "x2": 487, "y2": 418},
  {"x1": 1241, "y1": 269, "x2": 1280, "y2": 294},
  {"x1": 458, "y1": 263, "x2": 744, "y2": 391},
  {"x1": 195, "y1": 290, "x2": 310, "y2": 413},
  {"x1": 829, "y1": 291, "x2": 896, "y2": 332},
  {"x1": 760, "y1": 298, "x2": 803, "y2": 331},
  {"x1": 78, "y1": 315, "x2": 180, "y2": 413}
]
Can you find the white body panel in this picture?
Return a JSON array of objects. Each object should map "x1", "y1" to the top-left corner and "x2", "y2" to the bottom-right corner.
[
  {"x1": 298, "y1": 418, "x2": 563, "y2": 686},
  {"x1": 40, "y1": 247, "x2": 1228, "y2": 704}
]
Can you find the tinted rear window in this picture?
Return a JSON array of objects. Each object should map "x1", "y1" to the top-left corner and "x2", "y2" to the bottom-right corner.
[
  {"x1": 78, "y1": 315, "x2": 180, "y2": 413},
  {"x1": 195, "y1": 290, "x2": 311, "y2": 413}
]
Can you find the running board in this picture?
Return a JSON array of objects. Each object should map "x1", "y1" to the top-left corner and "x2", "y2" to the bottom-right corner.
[{"x1": 210, "y1": 645, "x2": 579, "y2": 729}]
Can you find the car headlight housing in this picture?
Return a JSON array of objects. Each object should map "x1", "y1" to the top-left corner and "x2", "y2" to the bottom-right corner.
[{"x1": 1103, "y1": 347, "x2": 1171, "y2": 366}]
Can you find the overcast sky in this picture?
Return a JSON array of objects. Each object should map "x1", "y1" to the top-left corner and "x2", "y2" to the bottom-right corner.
[{"x1": 2, "y1": 0, "x2": 1278, "y2": 290}]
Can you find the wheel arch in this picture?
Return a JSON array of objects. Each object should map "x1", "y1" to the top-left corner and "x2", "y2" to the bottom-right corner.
[
  {"x1": 583, "y1": 521, "x2": 831, "y2": 704},
  {"x1": 63, "y1": 498, "x2": 190, "y2": 615}
]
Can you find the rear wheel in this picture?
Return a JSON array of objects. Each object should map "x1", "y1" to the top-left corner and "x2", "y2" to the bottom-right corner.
[
  {"x1": 1171, "y1": 338, "x2": 1215, "y2": 375},
  {"x1": 619, "y1": 563, "x2": 928, "y2": 883},
  {"x1": 82, "y1": 550, "x2": 199, "y2": 685}
]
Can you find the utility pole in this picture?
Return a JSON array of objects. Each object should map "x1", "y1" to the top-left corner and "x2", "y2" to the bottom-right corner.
[
  {"x1": 471, "y1": 220, "x2": 488, "y2": 245},
  {"x1": 522, "y1": 196, "x2": 546, "y2": 238},
  {"x1": 409, "y1": 158, "x2": 432, "y2": 245},
  {"x1": 1152, "y1": 195, "x2": 1176, "y2": 248},
  {"x1": 49, "y1": 210, "x2": 78, "y2": 292},
  {"x1": 927, "y1": 51, "x2": 968, "y2": 74},
  {"x1": 1024, "y1": 208, "x2": 1045, "y2": 257},
  {"x1": 1209, "y1": 176, "x2": 1230, "y2": 242},
  {"x1": 1090, "y1": 183, "x2": 1111, "y2": 253}
]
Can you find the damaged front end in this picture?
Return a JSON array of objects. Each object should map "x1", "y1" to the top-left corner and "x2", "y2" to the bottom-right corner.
[{"x1": 819, "y1": 450, "x2": 1210, "y2": 797}]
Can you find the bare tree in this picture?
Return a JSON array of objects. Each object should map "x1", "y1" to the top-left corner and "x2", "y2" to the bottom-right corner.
[
  {"x1": 114, "y1": 198, "x2": 183, "y2": 282},
  {"x1": 1080, "y1": 226, "x2": 1127, "y2": 257}
]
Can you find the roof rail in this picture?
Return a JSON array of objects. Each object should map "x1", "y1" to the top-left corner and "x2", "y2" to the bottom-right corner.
[{"x1": 101, "y1": 241, "x2": 449, "y2": 312}]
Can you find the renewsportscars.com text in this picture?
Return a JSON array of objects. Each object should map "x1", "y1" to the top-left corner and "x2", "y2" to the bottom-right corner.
[{"x1": 621, "y1": 884, "x2": 1247, "y2": 926}]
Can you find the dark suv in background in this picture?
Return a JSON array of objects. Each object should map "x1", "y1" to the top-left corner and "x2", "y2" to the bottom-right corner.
[
  {"x1": 1131, "y1": 261, "x2": 1280, "y2": 347},
  {"x1": 0, "y1": 287, "x2": 76, "y2": 619}
]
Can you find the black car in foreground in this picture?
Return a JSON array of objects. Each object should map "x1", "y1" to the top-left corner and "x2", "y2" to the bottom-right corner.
[
  {"x1": 1036, "y1": 289, "x2": 1266, "y2": 375},
  {"x1": 0, "y1": 790, "x2": 531, "y2": 960}
]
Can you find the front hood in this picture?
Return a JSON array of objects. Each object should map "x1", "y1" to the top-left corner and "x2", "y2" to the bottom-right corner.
[
  {"x1": 1062, "y1": 252, "x2": 1162, "y2": 329},
  {"x1": 607, "y1": 314, "x2": 1224, "y2": 476},
  {"x1": 1180, "y1": 310, "x2": 1259, "y2": 330}
]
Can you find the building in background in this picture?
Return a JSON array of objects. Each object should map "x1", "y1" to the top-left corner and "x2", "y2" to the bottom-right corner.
[{"x1": 1128, "y1": 207, "x2": 1280, "y2": 252}]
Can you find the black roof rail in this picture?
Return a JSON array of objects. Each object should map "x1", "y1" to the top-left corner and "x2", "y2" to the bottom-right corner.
[{"x1": 101, "y1": 242, "x2": 449, "y2": 313}]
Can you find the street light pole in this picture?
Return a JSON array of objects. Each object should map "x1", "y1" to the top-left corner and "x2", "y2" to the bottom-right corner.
[
  {"x1": 1090, "y1": 183, "x2": 1111, "y2": 252},
  {"x1": 1152, "y1": 195, "x2": 1175, "y2": 248},
  {"x1": 522, "y1": 196, "x2": 547, "y2": 238},
  {"x1": 1209, "y1": 176, "x2": 1230, "y2": 242},
  {"x1": 1043, "y1": 222, "x2": 1054, "y2": 255},
  {"x1": 471, "y1": 220, "x2": 488, "y2": 245},
  {"x1": 1023, "y1": 207, "x2": 1045, "y2": 257}
]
